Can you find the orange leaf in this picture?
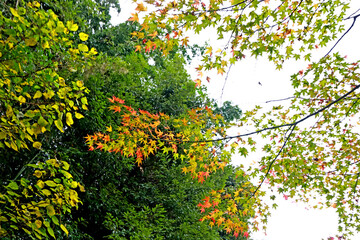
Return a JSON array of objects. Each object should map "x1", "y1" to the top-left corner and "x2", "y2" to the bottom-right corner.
[
  {"x1": 135, "y1": 45, "x2": 142, "y2": 52},
  {"x1": 128, "y1": 13, "x2": 139, "y2": 22}
]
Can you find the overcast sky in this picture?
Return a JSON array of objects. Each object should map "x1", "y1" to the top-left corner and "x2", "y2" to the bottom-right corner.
[{"x1": 111, "y1": 1, "x2": 360, "y2": 239}]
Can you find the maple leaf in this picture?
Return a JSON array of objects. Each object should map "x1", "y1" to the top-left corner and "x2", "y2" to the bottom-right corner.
[
  {"x1": 148, "y1": 31, "x2": 158, "y2": 38},
  {"x1": 135, "y1": 45, "x2": 141, "y2": 52},
  {"x1": 112, "y1": 106, "x2": 121, "y2": 113},
  {"x1": 128, "y1": 13, "x2": 139, "y2": 22},
  {"x1": 217, "y1": 67, "x2": 225, "y2": 75},
  {"x1": 194, "y1": 79, "x2": 201, "y2": 87},
  {"x1": 244, "y1": 231, "x2": 249, "y2": 238},
  {"x1": 135, "y1": 3, "x2": 147, "y2": 12}
]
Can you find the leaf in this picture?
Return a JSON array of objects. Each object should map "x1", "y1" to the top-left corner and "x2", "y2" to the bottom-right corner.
[
  {"x1": 10, "y1": 8, "x2": 20, "y2": 17},
  {"x1": 34, "y1": 91, "x2": 42, "y2": 99},
  {"x1": 66, "y1": 112, "x2": 74, "y2": 126},
  {"x1": 75, "y1": 112, "x2": 84, "y2": 119},
  {"x1": 135, "y1": 3, "x2": 147, "y2": 12},
  {"x1": 18, "y1": 95, "x2": 26, "y2": 104},
  {"x1": 47, "y1": 226, "x2": 55, "y2": 238},
  {"x1": 33, "y1": 141, "x2": 42, "y2": 149},
  {"x1": 60, "y1": 224, "x2": 69, "y2": 236},
  {"x1": 61, "y1": 161, "x2": 70, "y2": 170},
  {"x1": 25, "y1": 38, "x2": 37, "y2": 46},
  {"x1": 7, "y1": 181, "x2": 19, "y2": 190},
  {"x1": 54, "y1": 118, "x2": 64, "y2": 132},
  {"x1": 42, "y1": 189, "x2": 52, "y2": 196},
  {"x1": 46, "y1": 205, "x2": 56, "y2": 217},
  {"x1": 51, "y1": 216, "x2": 59, "y2": 225},
  {"x1": 33, "y1": 170, "x2": 42, "y2": 178},
  {"x1": 128, "y1": 13, "x2": 139, "y2": 22},
  {"x1": 79, "y1": 32, "x2": 89, "y2": 41},
  {"x1": 135, "y1": 45, "x2": 142, "y2": 52},
  {"x1": 66, "y1": 21, "x2": 78, "y2": 31},
  {"x1": 44, "y1": 180, "x2": 57, "y2": 187},
  {"x1": 35, "y1": 220, "x2": 42, "y2": 229},
  {"x1": 10, "y1": 141, "x2": 18, "y2": 151},
  {"x1": 78, "y1": 44, "x2": 89, "y2": 52}
]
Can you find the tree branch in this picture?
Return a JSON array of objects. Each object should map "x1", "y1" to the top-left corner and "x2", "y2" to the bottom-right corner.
[{"x1": 251, "y1": 124, "x2": 296, "y2": 197}]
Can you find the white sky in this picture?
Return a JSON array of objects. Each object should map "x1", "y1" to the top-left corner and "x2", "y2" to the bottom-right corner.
[{"x1": 111, "y1": 1, "x2": 360, "y2": 239}]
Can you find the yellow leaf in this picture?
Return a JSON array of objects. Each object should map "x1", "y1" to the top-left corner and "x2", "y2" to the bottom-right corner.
[
  {"x1": 33, "y1": 1, "x2": 40, "y2": 8},
  {"x1": 42, "y1": 189, "x2": 52, "y2": 196},
  {"x1": 135, "y1": 45, "x2": 142, "y2": 52},
  {"x1": 66, "y1": 112, "x2": 74, "y2": 126},
  {"x1": 76, "y1": 80, "x2": 84, "y2": 87},
  {"x1": 55, "y1": 21, "x2": 65, "y2": 33},
  {"x1": 34, "y1": 91, "x2": 42, "y2": 99},
  {"x1": 78, "y1": 43, "x2": 89, "y2": 52},
  {"x1": 71, "y1": 181, "x2": 78, "y2": 188},
  {"x1": 60, "y1": 224, "x2": 69, "y2": 236},
  {"x1": 75, "y1": 112, "x2": 84, "y2": 119},
  {"x1": 6, "y1": 105, "x2": 13, "y2": 117},
  {"x1": 35, "y1": 220, "x2": 42, "y2": 228},
  {"x1": 89, "y1": 47, "x2": 98, "y2": 55},
  {"x1": 66, "y1": 21, "x2": 78, "y2": 31},
  {"x1": 25, "y1": 38, "x2": 37, "y2": 46},
  {"x1": 18, "y1": 95, "x2": 26, "y2": 104},
  {"x1": 61, "y1": 161, "x2": 70, "y2": 170},
  {"x1": 54, "y1": 118, "x2": 64, "y2": 132},
  {"x1": 33, "y1": 170, "x2": 42, "y2": 178},
  {"x1": 79, "y1": 32, "x2": 89, "y2": 41},
  {"x1": 33, "y1": 141, "x2": 42, "y2": 149},
  {"x1": 106, "y1": 125, "x2": 112, "y2": 132},
  {"x1": 135, "y1": 3, "x2": 147, "y2": 12},
  {"x1": 10, "y1": 8, "x2": 19, "y2": 17},
  {"x1": 45, "y1": 180, "x2": 57, "y2": 187},
  {"x1": 42, "y1": 41, "x2": 50, "y2": 49},
  {"x1": 128, "y1": 13, "x2": 139, "y2": 22},
  {"x1": 11, "y1": 141, "x2": 18, "y2": 151},
  {"x1": 37, "y1": 180, "x2": 45, "y2": 189},
  {"x1": 205, "y1": 46, "x2": 212, "y2": 55},
  {"x1": 78, "y1": 183, "x2": 85, "y2": 192},
  {"x1": 217, "y1": 68, "x2": 225, "y2": 75}
]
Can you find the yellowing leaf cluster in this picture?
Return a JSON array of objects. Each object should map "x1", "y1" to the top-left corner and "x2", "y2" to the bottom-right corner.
[{"x1": 0, "y1": 4, "x2": 95, "y2": 151}]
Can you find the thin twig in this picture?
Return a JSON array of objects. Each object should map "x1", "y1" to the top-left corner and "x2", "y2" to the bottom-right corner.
[
  {"x1": 251, "y1": 124, "x2": 296, "y2": 197},
  {"x1": 322, "y1": 15, "x2": 359, "y2": 59},
  {"x1": 13, "y1": 151, "x2": 41, "y2": 181}
]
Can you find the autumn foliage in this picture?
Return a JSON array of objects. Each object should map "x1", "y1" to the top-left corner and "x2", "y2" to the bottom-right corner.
[{"x1": 86, "y1": 96, "x2": 265, "y2": 237}]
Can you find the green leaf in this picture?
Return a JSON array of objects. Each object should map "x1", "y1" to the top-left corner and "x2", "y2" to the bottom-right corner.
[
  {"x1": 7, "y1": 181, "x2": 19, "y2": 190},
  {"x1": 44, "y1": 181, "x2": 57, "y2": 187},
  {"x1": 46, "y1": 205, "x2": 55, "y2": 217}
]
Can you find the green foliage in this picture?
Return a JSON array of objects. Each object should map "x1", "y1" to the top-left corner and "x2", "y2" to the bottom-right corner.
[
  {"x1": 0, "y1": 158, "x2": 84, "y2": 239},
  {"x1": 1, "y1": 1, "x2": 252, "y2": 239}
]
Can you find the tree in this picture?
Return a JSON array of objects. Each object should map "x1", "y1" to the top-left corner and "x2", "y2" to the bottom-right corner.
[
  {"x1": 0, "y1": 2, "x2": 91, "y2": 239},
  {"x1": 0, "y1": 1, "x2": 249, "y2": 237},
  {"x1": 128, "y1": 0, "x2": 360, "y2": 238}
]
